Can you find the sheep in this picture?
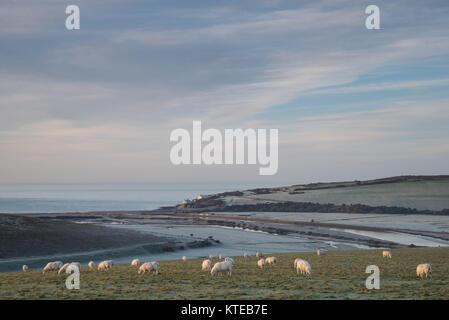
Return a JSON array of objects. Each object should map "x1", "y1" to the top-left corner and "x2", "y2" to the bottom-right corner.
[
  {"x1": 131, "y1": 259, "x2": 140, "y2": 267},
  {"x1": 22, "y1": 265, "x2": 28, "y2": 272},
  {"x1": 317, "y1": 249, "x2": 327, "y2": 256},
  {"x1": 138, "y1": 261, "x2": 159, "y2": 275},
  {"x1": 224, "y1": 257, "x2": 235, "y2": 265},
  {"x1": 211, "y1": 260, "x2": 233, "y2": 277},
  {"x1": 42, "y1": 263, "x2": 53, "y2": 274},
  {"x1": 416, "y1": 263, "x2": 432, "y2": 279},
  {"x1": 265, "y1": 256, "x2": 277, "y2": 265},
  {"x1": 42, "y1": 261, "x2": 62, "y2": 274},
  {"x1": 257, "y1": 258, "x2": 265, "y2": 268},
  {"x1": 293, "y1": 258, "x2": 303, "y2": 269},
  {"x1": 256, "y1": 252, "x2": 263, "y2": 258},
  {"x1": 218, "y1": 254, "x2": 223, "y2": 260},
  {"x1": 295, "y1": 259, "x2": 311, "y2": 275},
  {"x1": 58, "y1": 263, "x2": 70, "y2": 275},
  {"x1": 88, "y1": 261, "x2": 95, "y2": 270},
  {"x1": 98, "y1": 260, "x2": 113, "y2": 271},
  {"x1": 58, "y1": 262, "x2": 80, "y2": 275},
  {"x1": 382, "y1": 250, "x2": 392, "y2": 258},
  {"x1": 202, "y1": 259, "x2": 212, "y2": 271},
  {"x1": 209, "y1": 255, "x2": 214, "y2": 260},
  {"x1": 243, "y1": 253, "x2": 249, "y2": 259},
  {"x1": 182, "y1": 256, "x2": 187, "y2": 261}
]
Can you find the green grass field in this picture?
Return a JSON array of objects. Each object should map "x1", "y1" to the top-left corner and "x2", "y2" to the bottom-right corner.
[{"x1": 1, "y1": 248, "x2": 448, "y2": 299}]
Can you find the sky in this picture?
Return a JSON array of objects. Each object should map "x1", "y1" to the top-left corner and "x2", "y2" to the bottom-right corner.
[{"x1": 0, "y1": 0, "x2": 449, "y2": 185}]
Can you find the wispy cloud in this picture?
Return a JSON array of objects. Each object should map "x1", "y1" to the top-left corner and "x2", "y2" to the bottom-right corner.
[{"x1": 1, "y1": 0, "x2": 449, "y2": 182}]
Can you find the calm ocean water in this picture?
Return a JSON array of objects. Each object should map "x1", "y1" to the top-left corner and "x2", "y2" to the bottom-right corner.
[{"x1": 0, "y1": 182, "x2": 266, "y2": 214}]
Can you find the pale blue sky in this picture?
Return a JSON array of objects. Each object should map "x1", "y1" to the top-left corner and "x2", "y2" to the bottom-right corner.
[{"x1": 0, "y1": 0, "x2": 448, "y2": 184}]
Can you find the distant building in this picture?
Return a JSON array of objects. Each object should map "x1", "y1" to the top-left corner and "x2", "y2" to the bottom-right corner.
[{"x1": 182, "y1": 199, "x2": 192, "y2": 206}]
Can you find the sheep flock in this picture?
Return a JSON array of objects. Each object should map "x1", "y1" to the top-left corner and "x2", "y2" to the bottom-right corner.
[{"x1": 22, "y1": 249, "x2": 438, "y2": 296}]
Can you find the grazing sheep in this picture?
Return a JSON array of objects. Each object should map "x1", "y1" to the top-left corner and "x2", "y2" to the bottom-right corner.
[
  {"x1": 131, "y1": 259, "x2": 140, "y2": 267},
  {"x1": 58, "y1": 262, "x2": 80, "y2": 275},
  {"x1": 224, "y1": 257, "x2": 235, "y2": 265},
  {"x1": 382, "y1": 250, "x2": 392, "y2": 258},
  {"x1": 58, "y1": 263, "x2": 70, "y2": 275},
  {"x1": 256, "y1": 252, "x2": 263, "y2": 258},
  {"x1": 98, "y1": 260, "x2": 113, "y2": 271},
  {"x1": 42, "y1": 261, "x2": 62, "y2": 274},
  {"x1": 265, "y1": 256, "x2": 277, "y2": 265},
  {"x1": 416, "y1": 263, "x2": 432, "y2": 279},
  {"x1": 42, "y1": 263, "x2": 53, "y2": 274},
  {"x1": 317, "y1": 249, "x2": 327, "y2": 256},
  {"x1": 257, "y1": 258, "x2": 266, "y2": 268},
  {"x1": 202, "y1": 259, "x2": 212, "y2": 271},
  {"x1": 182, "y1": 256, "x2": 187, "y2": 261},
  {"x1": 243, "y1": 253, "x2": 249, "y2": 259},
  {"x1": 88, "y1": 261, "x2": 95, "y2": 270},
  {"x1": 211, "y1": 260, "x2": 233, "y2": 277},
  {"x1": 22, "y1": 265, "x2": 28, "y2": 272},
  {"x1": 138, "y1": 261, "x2": 159, "y2": 275},
  {"x1": 295, "y1": 259, "x2": 312, "y2": 275}
]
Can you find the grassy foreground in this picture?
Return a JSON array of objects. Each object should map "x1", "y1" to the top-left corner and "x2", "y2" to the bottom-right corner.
[{"x1": 0, "y1": 248, "x2": 448, "y2": 299}]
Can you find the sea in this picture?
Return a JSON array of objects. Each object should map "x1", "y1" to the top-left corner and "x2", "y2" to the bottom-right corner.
[{"x1": 0, "y1": 182, "x2": 267, "y2": 214}]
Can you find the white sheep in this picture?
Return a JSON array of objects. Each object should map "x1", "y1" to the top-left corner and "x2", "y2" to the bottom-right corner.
[
  {"x1": 243, "y1": 253, "x2": 249, "y2": 259},
  {"x1": 218, "y1": 254, "x2": 223, "y2": 260},
  {"x1": 265, "y1": 256, "x2": 277, "y2": 265},
  {"x1": 317, "y1": 249, "x2": 327, "y2": 256},
  {"x1": 42, "y1": 261, "x2": 62, "y2": 274},
  {"x1": 202, "y1": 259, "x2": 212, "y2": 271},
  {"x1": 98, "y1": 260, "x2": 113, "y2": 271},
  {"x1": 294, "y1": 258, "x2": 300, "y2": 268},
  {"x1": 42, "y1": 263, "x2": 53, "y2": 274},
  {"x1": 295, "y1": 259, "x2": 311, "y2": 275},
  {"x1": 382, "y1": 250, "x2": 392, "y2": 258},
  {"x1": 131, "y1": 259, "x2": 140, "y2": 267},
  {"x1": 182, "y1": 256, "x2": 187, "y2": 261},
  {"x1": 256, "y1": 252, "x2": 263, "y2": 258},
  {"x1": 209, "y1": 255, "x2": 214, "y2": 260},
  {"x1": 88, "y1": 261, "x2": 95, "y2": 270},
  {"x1": 58, "y1": 262, "x2": 80, "y2": 275},
  {"x1": 224, "y1": 257, "x2": 235, "y2": 265},
  {"x1": 138, "y1": 261, "x2": 159, "y2": 275},
  {"x1": 211, "y1": 260, "x2": 233, "y2": 277},
  {"x1": 416, "y1": 263, "x2": 432, "y2": 279},
  {"x1": 257, "y1": 258, "x2": 265, "y2": 268},
  {"x1": 22, "y1": 265, "x2": 28, "y2": 272},
  {"x1": 58, "y1": 263, "x2": 70, "y2": 275}
]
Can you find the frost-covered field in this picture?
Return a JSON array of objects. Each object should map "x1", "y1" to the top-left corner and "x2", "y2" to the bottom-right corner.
[
  {"x1": 217, "y1": 211, "x2": 449, "y2": 233},
  {"x1": 1, "y1": 248, "x2": 448, "y2": 300},
  {"x1": 249, "y1": 180, "x2": 449, "y2": 211}
]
